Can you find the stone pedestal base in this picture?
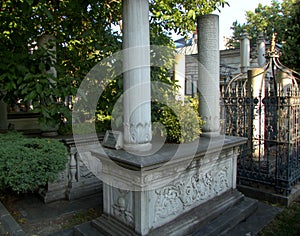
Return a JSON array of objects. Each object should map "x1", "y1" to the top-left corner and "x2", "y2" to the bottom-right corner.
[
  {"x1": 83, "y1": 136, "x2": 247, "y2": 235},
  {"x1": 238, "y1": 183, "x2": 300, "y2": 206},
  {"x1": 40, "y1": 135, "x2": 104, "y2": 203},
  {"x1": 74, "y1": 190, "x2": 259, "y2": 236},
  {"x1": 66, "y1": 178, "x2": 103, "y2": 201},
  {"x1": 92, "y1": 190, "x2": 252, "y2": 236},
  {"x1": 39, "y1": 169, "x2": 68, "y2": 203}
]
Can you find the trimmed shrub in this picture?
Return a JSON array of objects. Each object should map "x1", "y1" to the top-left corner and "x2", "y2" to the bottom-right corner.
[
  {"x1": 0, "y1": 132, "x2": 67, "y2": 194},
  {"x1": 152, "y1": 97, "x2": 205, "y2": 143}
]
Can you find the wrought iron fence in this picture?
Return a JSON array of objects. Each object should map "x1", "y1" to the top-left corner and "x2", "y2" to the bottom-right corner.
[{"x1": 221, "y1": 40, "x2": 300, "y2": 195}]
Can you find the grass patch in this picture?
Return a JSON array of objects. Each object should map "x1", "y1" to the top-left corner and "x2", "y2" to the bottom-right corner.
[
  {"x1": 61, "y1": 208, "x2": 100, "y2": 229},
  {"x1": 258, "y1": 199, "x2": 300, "y2": 236}
]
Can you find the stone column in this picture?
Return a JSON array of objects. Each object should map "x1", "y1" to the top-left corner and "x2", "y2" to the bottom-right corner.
[
  {"x1": 247, "y1": 68, "x2": 265, "y2": 160},
  {"x1": 240, "y1": 32, "x2": 250, "y2": 73},
  {"x1": 276, "y1": 69, "x2": 294, "y2": 95},
  {"x1": 122, "y1": 0, "x2": 152, "y2": 152},
  {"x1": 257, "y1": 32, "x2": 266, "y2": 67},
  {"x1": 174, "y1": 54, "x2": 186, "y2": 101},
  {"x1": 197, "y1": 14, "x2": 220, "y2": 135}
]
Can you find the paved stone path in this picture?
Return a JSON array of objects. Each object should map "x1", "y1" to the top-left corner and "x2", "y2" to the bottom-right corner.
[{"x1": 0, "y1": 193, "x2": 101, "y2": 236}]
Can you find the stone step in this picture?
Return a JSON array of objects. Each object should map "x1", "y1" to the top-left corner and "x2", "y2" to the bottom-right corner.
[
  {"x1": 74, "y1": 190, "x2": 260, "y2": 236},
  {"x1": 74, "y1": 222, "x2": 105, "y2": 236},
  {"x1": 192, "y1": 197, "x2": 258, "y2": 236},
  {"x1": 48, "y1": 228, "x2": 73, "y2": 236},
  {"x1": 72, "y1": 191, "x2": 282, "y2": 236},
  {"x1": 224, "y1": 200, "x2": 283, "y2": 236},
  {"x1": 148, "y1": 190, "x2": 245, "y2": 236}
]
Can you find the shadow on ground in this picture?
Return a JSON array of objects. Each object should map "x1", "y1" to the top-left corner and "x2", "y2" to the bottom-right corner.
[{"x1": 0, "y1": 192, "x2": 102, "y2": 235}]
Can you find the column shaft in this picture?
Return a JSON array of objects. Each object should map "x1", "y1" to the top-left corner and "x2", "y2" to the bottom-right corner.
[
  {"x1": 240, "y1": 32, "x2": 250, "y2": 73},
  {"x1": 247, "y1": 68, "x2": 265, "y2": 160},
  {"x1": 197, "y1": 14, "x2": 220, "y2": 135},
  {"x1": 257, "y1": 32, "x2": 266, "y2": 67},
  {"x1": 174, "y1": 54, "x2": 186, "y2": 101},
  {"x1": 122, "y1": 0, "x2": 152, "y2": 151}
]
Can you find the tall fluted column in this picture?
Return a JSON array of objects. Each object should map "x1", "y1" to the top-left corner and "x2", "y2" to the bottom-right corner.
[
  {"x1": 174, "y1": 54, "x2": 186, "y2": 101},
  {"x1": 122, "y1": 0, "x2": 152, "y2": 152},
  {"x1": 197, "y1": 14, "x2": 220, "y2": 135}
]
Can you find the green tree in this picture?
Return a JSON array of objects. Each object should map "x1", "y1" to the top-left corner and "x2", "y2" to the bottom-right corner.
[
  {"x1": 0, "y1": 0, "x2": 122, "y2": 127},
  {"x1": 0, "y1": 0, "x2": 228, "y2": 129},
  {"x1": 150, "y1": 0, "x2": 228, "y2": 35},
  {"x1": 226, "y1": 0, "x2": 299, "y2": 72},
  {"x1": 280, "y1": 0, "x2": 300, "y2": 72}
]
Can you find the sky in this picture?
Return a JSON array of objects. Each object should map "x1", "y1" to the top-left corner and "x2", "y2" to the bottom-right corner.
[{"x1": 215, "y1": 0, "x2": 273, "y2": 49}]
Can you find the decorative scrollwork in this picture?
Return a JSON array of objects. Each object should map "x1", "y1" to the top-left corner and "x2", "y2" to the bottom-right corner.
[{"x1": 154, "y1": 164, "x2": 231, "y2": 221}]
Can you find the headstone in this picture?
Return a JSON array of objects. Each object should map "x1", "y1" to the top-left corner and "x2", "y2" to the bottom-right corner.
[{"x1": 102, "y1": 130, "x2": 123, "y2": 150}]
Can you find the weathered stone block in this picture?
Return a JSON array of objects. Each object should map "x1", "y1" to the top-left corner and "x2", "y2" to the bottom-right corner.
[{"x1": 90, "y1": 135, "x2": 246, "y2": 235}]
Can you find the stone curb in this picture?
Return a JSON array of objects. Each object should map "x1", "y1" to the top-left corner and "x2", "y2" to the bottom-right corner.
[{"x1": 0, "y1": 201, "x2": 27, "y2": 236}]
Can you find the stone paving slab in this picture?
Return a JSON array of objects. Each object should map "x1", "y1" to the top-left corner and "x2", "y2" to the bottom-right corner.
[
  {"x1": 224, "y1": 201, "x2": 283, "y2": 236},
  {"x1": 0, "y1": 201, "x2": 26, "y2": 236},
  {"x1": 192, "y1": 197, "x2": 258, "y2": 236},
  {"x1": 12, "y1": 193, "x2": 102, "y2": 223},
  {"x1": 0, "y1": 192, "x2": 102, "y2": 236}
]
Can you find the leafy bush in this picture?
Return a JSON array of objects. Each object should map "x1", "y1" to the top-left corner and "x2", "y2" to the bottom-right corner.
[
  {"x1": 0, "y1": 132, "x2": 67, "y2": 194},
  {"x1": 152, "y1": 96, "x2": 204, "y2": 143}
]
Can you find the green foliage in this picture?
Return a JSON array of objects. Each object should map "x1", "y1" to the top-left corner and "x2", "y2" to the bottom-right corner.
[
  {"x1": 226, "y1": 0, "x2": 299, "y2": 72},
  {"x1": 0, "y1": 0, "x2": 228, "y2": 129},
  {"x1": 0, "y1": 0, "x2": 122, "y2": 127},
  {"x1": 280, "y1": 1, "x2": 300, "y2": 72},
  {"x1": 0, "y1": 132, "x2": 67, "y2": 194},
  {"x1": 150, "y1": 0, "x2": 229, "y2": 36},
  {"x1": 58, "y1": 119, "x2": 110, "y2": 135},
  {"x1": 152, "y1": 95, "x2": 204, "y2": 143}
]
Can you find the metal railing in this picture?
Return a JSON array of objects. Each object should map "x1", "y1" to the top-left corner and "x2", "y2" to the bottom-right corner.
[{"x1": 221, "y1": 37, "x2": 300, "y2": 195}]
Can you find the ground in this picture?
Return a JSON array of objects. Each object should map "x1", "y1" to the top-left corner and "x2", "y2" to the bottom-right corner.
[
  {"x1": 1, "y1": 190, "x2": 300, "y2": 235},
  {"x1": 258, "y1": 195, "x2": 300, "y2": 236},
  {"x1": 0, "y1": 191, "x2": 102, "y2": 235}
]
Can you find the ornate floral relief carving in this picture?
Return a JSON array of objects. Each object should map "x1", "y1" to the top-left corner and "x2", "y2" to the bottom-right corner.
[
  {"x1": 112, "y1": 203, "x2": 134, "y2": 226},
  {"x1": 213, "y1": 166, "x2": 230, "y2": 194},
  {"x1": 111, "y1": 189, "x2": 134, "y2": 226},
  {"x1": 125, "y1": 122, "x2": 152, "y2": 144},
  {"x1": 154, "y1": 184, "x2": 184, "y2": 220},
  {"x1": 154, "y1": 163, "x2": 231, "y2": 221}
]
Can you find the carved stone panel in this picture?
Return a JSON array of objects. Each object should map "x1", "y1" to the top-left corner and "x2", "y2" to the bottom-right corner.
[
  {"x1": 111, "y1": 188, "x2": 134, "y2": 227},
  {"x1": 153, "y1": 159, "x2": 232, "y2": 226}
]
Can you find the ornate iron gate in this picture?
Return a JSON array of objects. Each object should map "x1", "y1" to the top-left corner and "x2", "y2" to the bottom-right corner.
[{"x1": 221, "y1": 37, "x2": 300, "y2": 195}]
